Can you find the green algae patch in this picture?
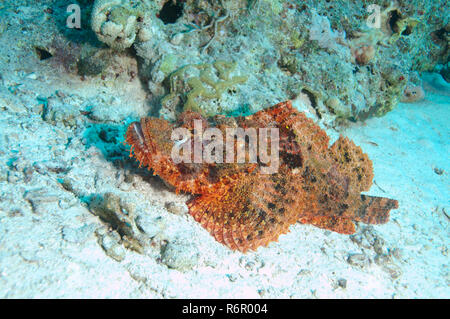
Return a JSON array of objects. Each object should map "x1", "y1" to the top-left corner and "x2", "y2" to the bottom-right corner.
[
  {"x1": 160, "y1": 54, "x2": 179, "y2": 76},
  {"x1": 162, "y1": 61, "x2": 248, "y2": 116}
]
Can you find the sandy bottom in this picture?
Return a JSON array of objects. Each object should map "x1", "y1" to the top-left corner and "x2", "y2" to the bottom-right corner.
[{"x1": 0, "y1": 60, "x2": 448, "y2": 298}]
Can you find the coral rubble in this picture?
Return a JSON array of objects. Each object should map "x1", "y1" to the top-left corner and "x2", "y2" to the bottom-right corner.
[
  {"x1": 89, "y1": 0, "x2": 449, "y2": 123},
  {"x1": 91, "y1": 0, "x2": 158, "y2": 50}
]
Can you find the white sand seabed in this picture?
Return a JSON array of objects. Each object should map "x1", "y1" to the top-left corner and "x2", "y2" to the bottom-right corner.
[{"x1": 0, "y1": 69, "x2": 448, "y2": 298}]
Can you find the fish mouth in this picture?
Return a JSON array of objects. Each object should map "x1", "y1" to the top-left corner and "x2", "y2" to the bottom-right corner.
[
  {"x1": 132, "y1": 122, "x2": 145, "y2": 146},
  {"x1": 126, "y1": 121, "x2": 146, "y2": 151}
]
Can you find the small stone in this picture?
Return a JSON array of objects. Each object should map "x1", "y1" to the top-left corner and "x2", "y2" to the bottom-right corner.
[
  {"x1": 401, "y1": 85, "x2": 425, "y2": 103},
  {"x1": 43, "y1": 99, "x2": 79, "y2": 128},
  {"x1": 350, "y1": 233, "x2": 363, "y2": 245},
  {"x1": 55, "y1": 90, "x2": 66, "y2": 98},
  {"x1": 170, "y1": 33, "x2": 184, "y2": 45},
  {"x1": 382, "y1": 264, "x2": 402, "y2": 280},
  {"x1": 389, "y1": 247, "x2": 403, "y2": 260},
  {"x1": 138, "y1": 28, "x2": 152, "y2": 42},
  {"x1": 374, "y1": 253, "x2": 392, "y2": 266},
  {"x1": 337, "y1": 278, "x2": 347, "y2": 288},
  {"x1": 161, "y1": 240, "x2": 200, "y2": 272},
  {"x1": 297, "y1": 269, "x2": 311, "y2": 276},
  {"x1": 24, "y1": 188, "x2": 60, "y2": 214},
  {"x1": 7, "y1": 209, "x2": 24, "y2": 217},
  {"x1": 135, "y1": 215, "x2": 165, "y2": 238},
  {"x1": 97, "y1": 229, "x2": 126, "y2": 262},
  {"x1": 26, "y1": 73, "x2": 37, "y2": 80},
  {"x1": 354, "y1": 45, "x2": 375, "y2": 66},
  {"x1": 7, "y1": 171, "x2": 22, "y2": 183},
  {"x1": 347, "y1": 253, "x2": 370, "y2": 269},
  {"x1": 164, "y1": 201, "x2": 187, "y2": 215},
  {"x1": 89, "y1": 193, "x2": 137, "y2": 239},
  {"x1": 33, "y1": 160, "x2": 70, "y2": 174},
  {"x1": 373, "y1": 238, "x2": 387, "y2": 255},
  {"x1": 245, "y1": 261, "x2": 256, "y2": 271}
]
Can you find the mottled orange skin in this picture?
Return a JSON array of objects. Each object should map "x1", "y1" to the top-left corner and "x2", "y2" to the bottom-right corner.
[{"x1": 126, "y1": 101, "x2": 398, "y2": 252}]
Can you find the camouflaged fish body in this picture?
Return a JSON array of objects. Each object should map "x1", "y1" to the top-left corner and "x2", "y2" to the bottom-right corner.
[{"x1": 126, "y1": 101, "x2": 398, "y2": 252}]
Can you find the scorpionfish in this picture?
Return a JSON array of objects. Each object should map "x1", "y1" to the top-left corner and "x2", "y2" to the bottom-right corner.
[{"x1": 125, "y1": 101, "x2": 398, "y2": 252}]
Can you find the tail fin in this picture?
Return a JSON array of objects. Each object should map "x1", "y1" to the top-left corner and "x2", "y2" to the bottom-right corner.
[{"x1": 353, "y1": 195, "x2": 398, "y2": 224}]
